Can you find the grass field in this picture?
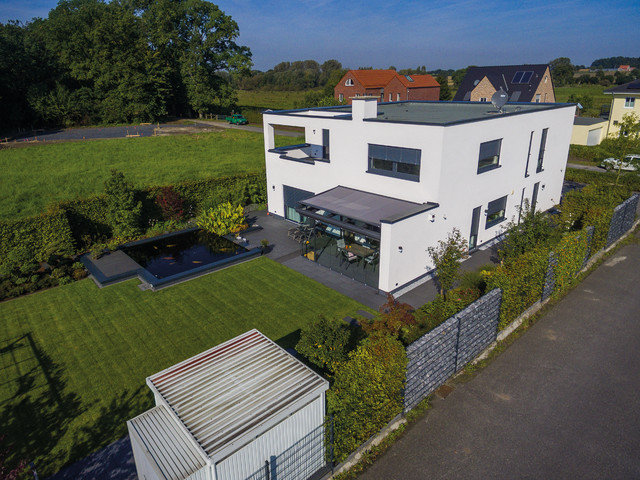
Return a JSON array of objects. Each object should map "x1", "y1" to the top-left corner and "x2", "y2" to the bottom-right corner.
[
  {"x1": 237, "y1": 89, "x2": 314, "y2": 110},
  {"x1": 555, "y1": 85, "x2": 610, "y2": 116},
  {"x1": 0, "y1": 129, "x2": 300, "y2": 221},
  {"x1": 0, "y1": 256, "x2": 367, "y2": 477}
]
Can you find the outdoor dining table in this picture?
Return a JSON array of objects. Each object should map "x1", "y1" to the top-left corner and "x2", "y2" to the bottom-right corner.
[{"x1": 347, "y1": 244, "x2": 375, "y2": 258}]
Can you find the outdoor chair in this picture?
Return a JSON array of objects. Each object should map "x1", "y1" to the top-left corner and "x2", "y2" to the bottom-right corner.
[{"x1": 364, "y1": 251, "x2": 379, "y2": 265}]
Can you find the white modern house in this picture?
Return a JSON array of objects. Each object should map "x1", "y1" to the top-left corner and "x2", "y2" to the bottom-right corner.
[
  {"x1": 127, "y1": 330, "x2": 329, "y2": 480},
  {"x1": 263, "y1": 98, "x2": 574, "y2": 294}
]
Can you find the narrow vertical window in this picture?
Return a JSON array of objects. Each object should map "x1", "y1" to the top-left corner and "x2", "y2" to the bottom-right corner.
[
  {"x1": 536, "y1": 128, "x2": 548, "y2": 173},
  {"x1": 524, "y1": 131, "x2": 533, "y2": 177},
  {"x1": 322, "y1": 129, "x2": 330, "y2": 160}
]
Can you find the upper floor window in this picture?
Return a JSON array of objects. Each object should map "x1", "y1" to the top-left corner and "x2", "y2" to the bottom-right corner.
[
  {"x1": 477, "y1": 139, "x2": 502, "y2": 173},
  {"x1": 396, "y1": 93, "x2": 401, "y2": 101},
  {"x1": 367, "y1": 144, "x2": 421, "y2": 182},
  {"x1": 535, "y1": 94, "x2": 541, "y2": 103},
  {"x1": 339, "y1": 93, "x2": 344, "y2": 102},
  {"x1": 345, "y1": 78, "x2": 354, "y2": 86},
  {"x1": 537, "y1": 128, "x2": 548, "y2": 173},
  {"x1": 480, "y1": 97, "x2": 487, "y2": 102},
  {"x1": 625, "y1": 97, "x2": 635, "y2": 108}
]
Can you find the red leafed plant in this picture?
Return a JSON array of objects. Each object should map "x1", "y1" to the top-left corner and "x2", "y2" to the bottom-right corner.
[
  {"x1": 0, "y1": 434, "x2": 27, "y2": 480},
  {"x1": 155, "y1": 187, "x2": 184, "y2": 221}
]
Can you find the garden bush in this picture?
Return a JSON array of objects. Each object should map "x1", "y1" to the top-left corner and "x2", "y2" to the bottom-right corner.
[
  {"x1": 360, "y1": 294, "x2": 416, "y2": 339},
  {"x1": 196, "y1": 202, "x2": 247, "y2": 236},
  {"x1": 295, "y1": 316, "x2": 352, "y2": 373},
  {"x1": 553, "y1": 229, "x2": 589, "y2": 296},
  {"x1": 407, "y1": 286, "x2": 481, "y2": 343},
  {"x1": 104, "y1": 169, "x2": 143, "y2": 238},
  {"x1": 327, "y1": 334, "x2": 406, "y2": 463},
  {"x1": 565, "y1": 168, "x2": 640, "y2": 191},
  {"x1": 483, "y1": 244, "x2": 550, "y2": 329}
]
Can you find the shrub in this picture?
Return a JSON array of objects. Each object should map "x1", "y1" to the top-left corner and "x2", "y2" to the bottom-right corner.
[
  {"x1": 155, "y1": 186, "x2": 184, "y2": 221},
  {"x1": 104, "y1": 169, "x2": 142, "y2": 238},
  {"x1": 553, "y1": 229, "x2": 589, "y2": 296},
  {"x1": 499, "y1": 200, "x2": 559, "y2": 263},
  {"x1": 361, "y1": 294, "x2": 416, "y2": 339},
  {"x1": 295, "y1": 316, "x2": 352, "y2": 373},
  {"x1": 196, "y1": 202, "x2": 247, "y2": 236},
  {"x1": 327, "y1": 334, "x2": 407, "y2": 463},
  {"x1": 427, "y1": 228, "x2": 468, "y2": 298},
  {"x1": 483, "y1": 244, "x2": 550, "y2": 329},
  {"x1": 409, "y1": 286, "x2": 481, "y2": 343}
]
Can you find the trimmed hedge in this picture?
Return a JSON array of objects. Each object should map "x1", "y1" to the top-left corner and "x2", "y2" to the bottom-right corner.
[
  {"x1": 0, "y1": 171, "x2": 267, "y2": 265},
  {"x1": 0, "y1": 207, "x2": 75, "y2": 264},
  {"x1": 565, "y1": 168, "x2": 640, "y2": 190}
]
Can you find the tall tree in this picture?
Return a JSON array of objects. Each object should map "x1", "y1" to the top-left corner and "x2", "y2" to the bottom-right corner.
[
  {"x1": 138, "y1": 0, "x2": 251, "y2": 117},
  {"x1": 549, "y1": 57, "x2": 575, "y2": 86}
]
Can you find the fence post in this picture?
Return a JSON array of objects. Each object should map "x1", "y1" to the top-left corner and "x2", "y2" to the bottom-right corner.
[
  {"x1": 264, "y1": 460, "x2": 270, "y2": 480},
  {"x1": 329, "y1": 414, "x2": 335, "y2": 472},
  {"x1": 582, "y1": 226, "x2": 595, "y2": 269},
  {"x1": 269, "y1": 455, "x2": 277, "y2": 480}
]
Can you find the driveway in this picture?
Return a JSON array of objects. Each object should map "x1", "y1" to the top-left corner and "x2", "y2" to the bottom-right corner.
[{"x1": 359, "y1": 235, "x2": 640, "y2": 479}]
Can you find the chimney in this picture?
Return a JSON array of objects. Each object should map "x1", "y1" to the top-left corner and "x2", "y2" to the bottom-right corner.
[{"x1": 351, "y1": 97, "x2": 378, "y2": 120}]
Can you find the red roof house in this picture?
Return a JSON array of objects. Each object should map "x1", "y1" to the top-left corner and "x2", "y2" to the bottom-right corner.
[{"x1": 335, "y1": 70, "x2": 440, "y2": 104}]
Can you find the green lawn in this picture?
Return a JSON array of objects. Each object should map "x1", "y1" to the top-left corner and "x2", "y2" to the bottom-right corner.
[
  {"x1": 0, "y1": 256, "x2": 367, "y2": 477},
  {"x1": 0, "y1": 129, "x2": 298, "y2": 221},
  {"x1": 555, "y1": 85, "x2": 610, "y2": 116}
]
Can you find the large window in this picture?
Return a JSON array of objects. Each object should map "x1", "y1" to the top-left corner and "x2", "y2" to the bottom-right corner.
[
  {"x1": 345, "y1": 78, "x2": 354, "y2": 86},
  {"x1": 283, "y1": 185, "x2": 314, "y2": 223},
  {"x1": 625, "y1": 97, "x2": 635, "y2": 108},
  {"x1": 367, "y1": 144, "x2": 421, "y2": 181},
  {"x1": 477, "y1": 139, "x2": 502, "y2": 173},
  {"x1": 485, "y1": 196, "x2": 507, "y2": 229},
  {"x1": 536, "y1": 128, "x2": 548, "y2": 173}
]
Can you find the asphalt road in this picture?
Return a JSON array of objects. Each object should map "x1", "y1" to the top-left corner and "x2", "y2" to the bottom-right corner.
[{"x1": 360, "y1": 234, "x2": 640, "y2": 480}]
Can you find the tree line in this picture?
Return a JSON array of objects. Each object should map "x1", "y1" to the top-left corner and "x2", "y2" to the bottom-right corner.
[
  {"x1": 0, "y1": 0, "x2": 251, "y2": 130},
  {"x1": 550, "y1": 57, "x2": 640, "y2": 87}
]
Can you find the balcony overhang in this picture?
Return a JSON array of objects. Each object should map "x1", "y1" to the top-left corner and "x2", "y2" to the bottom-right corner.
[
  {"x1": 268, "y1": 143, "x2": 329, "y2": 164},
  {"x1": 296, "y1": 186, "x2": 438, "y2": 240}
]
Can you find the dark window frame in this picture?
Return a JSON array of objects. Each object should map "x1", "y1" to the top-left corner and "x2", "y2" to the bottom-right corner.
[
  {"x1": 367, "y1": 144, "x2": 421, "y2": 182},
  {"x1": 536, "y1": 128, "x2": 548, "y2": 173},
  {"x1": 477, "y1": 139, "x2": 502, "y2": 174},
  {"x1": 485, "y1": 195, "x2": 508, "y2": 229}
]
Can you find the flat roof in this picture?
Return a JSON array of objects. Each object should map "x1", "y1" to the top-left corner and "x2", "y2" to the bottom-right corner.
[
  {"x1": 147, "y1": 329, "x2": 328, "y2": 462},
  {"x1": 573, "y1": 117, "x2": 608, "y2": 126},
  {"x1": 299, "y1": 186, "x2": 438, "y2": 227},
  {"x1": 267, "y1": 100, "x2": 574, "y2": 126}
]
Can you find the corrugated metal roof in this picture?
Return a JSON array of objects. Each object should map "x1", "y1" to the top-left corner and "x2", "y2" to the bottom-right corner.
[
  {"x1": 148, "y1": 330, "x2": 328, "y2": 461},
  {"x1": 128, "y1": 405, "x2": 209, "y2": 480}
]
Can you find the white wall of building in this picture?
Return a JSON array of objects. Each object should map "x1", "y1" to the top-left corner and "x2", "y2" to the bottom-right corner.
[
  {"x1": 264, "y1": 102, "x2": 574, "y2": 292},
  {"x1": 214, "y1": 396, "x2": 325, "y2": 480}
]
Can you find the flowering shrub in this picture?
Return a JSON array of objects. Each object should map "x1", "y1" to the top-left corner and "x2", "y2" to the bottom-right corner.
[{"x1": 196, "y1": 202, "x2": 247, "y2": 236}]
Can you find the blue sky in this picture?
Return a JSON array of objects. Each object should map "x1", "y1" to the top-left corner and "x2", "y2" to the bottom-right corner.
[{"x1": 1, "y1": 0, "x2": 639, "y2": 71}]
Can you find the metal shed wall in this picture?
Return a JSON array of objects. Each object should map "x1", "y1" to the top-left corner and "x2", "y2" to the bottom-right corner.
[{"x1": 215, "y1": 396, "x2": 325, "y2": 480}]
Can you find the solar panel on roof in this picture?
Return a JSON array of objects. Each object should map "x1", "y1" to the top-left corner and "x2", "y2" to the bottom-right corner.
[
  {"x1": 512, "y1": 71, "x2": 534, "y2": 84},
  {"x1": 405, "y1": 75, "x2": 413, "y2": 82}
]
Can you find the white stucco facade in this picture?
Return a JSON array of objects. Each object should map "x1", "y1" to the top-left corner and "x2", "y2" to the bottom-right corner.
[{"x1": 264, "y1": 99, "x2": 574, "y2": 293}]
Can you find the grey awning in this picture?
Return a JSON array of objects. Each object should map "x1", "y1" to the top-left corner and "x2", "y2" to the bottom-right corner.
[{"x1": 298, "y1": 186, "x2": 438, "y2": 228}]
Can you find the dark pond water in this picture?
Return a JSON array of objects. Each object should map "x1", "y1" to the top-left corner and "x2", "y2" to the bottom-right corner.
[{"x1": 122, "y1": 230, "x2": 247, "y2": 279}]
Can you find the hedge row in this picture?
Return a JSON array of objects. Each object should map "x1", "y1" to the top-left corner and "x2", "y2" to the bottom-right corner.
[
  {"x1": 565, "y1": 168, "x2": 640, "y2": 190},
  {"x1": 0, "y1": 171, "x2": 266, "y2": 264},
  {"x1": 0, "y1": 207, "x2": 75, "y2": 264}
]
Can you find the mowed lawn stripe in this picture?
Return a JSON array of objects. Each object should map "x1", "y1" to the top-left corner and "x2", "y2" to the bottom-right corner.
[{"x1": 0, "y1": 257, "x2": 366, "y2": 477}]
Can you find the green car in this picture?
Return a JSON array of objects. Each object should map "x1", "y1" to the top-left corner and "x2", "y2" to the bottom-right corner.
[{"x1": 226, "y1": 114, "x2": 248, "y2": 125}]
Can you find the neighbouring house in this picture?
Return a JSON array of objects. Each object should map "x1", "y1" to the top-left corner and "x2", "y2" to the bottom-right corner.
[
  {"x1": 453, "y1": 64, "x2": 555, "y2": 103},
  {"x1": 334, "y1": 69, "x2": 440, "y2": 104},
  {"x1": 571, "y1": 116, "x2": 608, "y2": 146},
  {"x1": 127, "y1": 330, "x2": 329, "y2": 480},
  {"x1": 604, "y1": 80, "x2": 640, "y2": 137},
  {"x1": 263, "y1": 98, "x2": 574, "y2": 294},
  {"x1": 618, "y1": 65, "x2": 636, "y2": 72}
]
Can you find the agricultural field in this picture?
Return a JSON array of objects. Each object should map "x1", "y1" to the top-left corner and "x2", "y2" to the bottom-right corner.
[
  {"x1": 555, "y1": 85, "x2": 610, "y2": 116},
  {"x1": 0, "y1": 129, "x2": 301, "y2": 221},
  {"x1": 237, "y1": 89, "x2": 315, "y2": 110},
  {"x1": 0, "y1": 256, "x2": 367, "y2": 477}
]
